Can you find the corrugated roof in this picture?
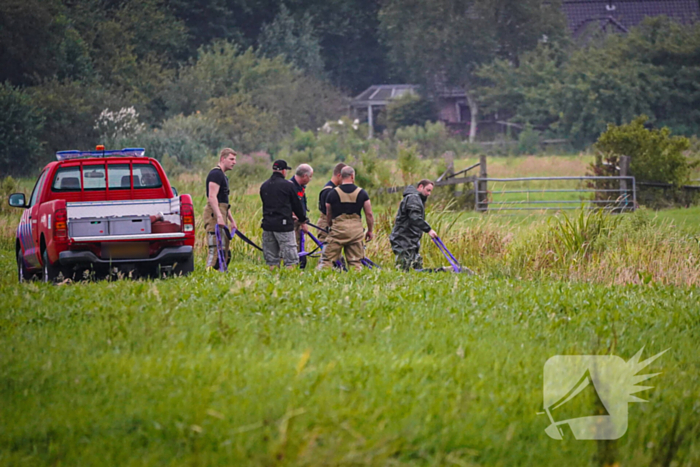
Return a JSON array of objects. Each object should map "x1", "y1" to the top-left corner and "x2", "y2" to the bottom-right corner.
[
  {"x1": 562, "y1": 0, "x2": 700, "y2": 36},
  {"x1": 351, "y1": 84, "x2": 468, "y2": 107},
  {"x1": 351, "y1": 85, "x2": 418, "y2": 106}
]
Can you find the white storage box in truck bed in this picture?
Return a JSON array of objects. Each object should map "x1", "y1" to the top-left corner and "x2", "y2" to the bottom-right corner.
[{"x1": 66, "y1": 198, "x2": 183, "y2": 241}]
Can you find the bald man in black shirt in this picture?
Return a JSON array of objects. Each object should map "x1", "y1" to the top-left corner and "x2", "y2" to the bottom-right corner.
[{"x1": 320, "y1": 165, "x2": 374, "y2": 271}]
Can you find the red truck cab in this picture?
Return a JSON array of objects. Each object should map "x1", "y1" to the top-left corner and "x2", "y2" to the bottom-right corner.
[{"x1": 9, "y1": 148, "x2": 195, "y2": 282}]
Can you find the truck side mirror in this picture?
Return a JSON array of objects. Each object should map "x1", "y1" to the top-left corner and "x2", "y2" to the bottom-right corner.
[
  {"x1": 8, "y1": 193, "x2": 27, "y2": 208},
  {"x1": 171, "y1": 187, "x2": 178, "y2": 196}
]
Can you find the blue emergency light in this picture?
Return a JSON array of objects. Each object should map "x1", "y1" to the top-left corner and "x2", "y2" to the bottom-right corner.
[{"x1": 56, "y1": 147, "x2": 146, "y2": 161}]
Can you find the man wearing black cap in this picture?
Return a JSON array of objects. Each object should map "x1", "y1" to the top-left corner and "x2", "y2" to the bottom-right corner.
[{"x1": 260, "y1": 160, "x2": 309, "y2": 269}]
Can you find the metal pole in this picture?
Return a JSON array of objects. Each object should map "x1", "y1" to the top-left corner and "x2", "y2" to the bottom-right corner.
[
  {"x1": 474, "y1": 178, "x2": 480, "y2": 211},
  {"x1": 368, "y1": 105, "x2": 373, "y2": 139},
  {"x1": 619, "y1": 155, "x2": 630, "y2": 212},
  {"x1": 479, "y1": 155, "x2": 487, "y2": 212}
]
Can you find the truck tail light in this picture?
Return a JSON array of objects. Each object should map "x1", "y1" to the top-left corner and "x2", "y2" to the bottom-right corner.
[
  {"x1": 55, "y1": 208, "x2": 67, "y2": 239},
  {"x1": 181, "y1": 202, "x2": 194, "y2": 233}
]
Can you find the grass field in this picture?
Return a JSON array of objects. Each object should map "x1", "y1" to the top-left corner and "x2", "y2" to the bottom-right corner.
[
  {"x1": 1, "y1": 155, "x2": 700, "y2": 466},
  {"x1": 1, "y1": 256, "x2": 698, "y2": 466}
]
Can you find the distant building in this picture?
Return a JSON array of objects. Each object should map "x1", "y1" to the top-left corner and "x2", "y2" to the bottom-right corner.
[
  {"x1": 349, "y1": 84, "x2": 470, "y2": 137},
  {"x1": 352, "y1": 1, "x2": 700, "y2": 138},
  {"x1": 562, "y1": 0, "x2": 700, "y2": 37}
]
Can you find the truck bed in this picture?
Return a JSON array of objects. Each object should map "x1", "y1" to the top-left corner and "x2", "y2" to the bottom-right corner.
[{"x1": 67, "y1": 198, "x2": 182, "y2": 241}]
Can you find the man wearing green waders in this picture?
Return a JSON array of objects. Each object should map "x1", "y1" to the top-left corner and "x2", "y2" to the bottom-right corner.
[{"x1": 389, "y1": 179, "x2": 437, "y2": 271}]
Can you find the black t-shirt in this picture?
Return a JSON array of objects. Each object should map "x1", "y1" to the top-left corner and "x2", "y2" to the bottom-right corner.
[
  {"x1": 206, "y1": 168, "x2": 229, "y2": 204},
  {"x1": 318, "y1": 180, "x2": 336, "y2": 215},
  {"x1": 325, "y1": 184, "x2": 370, "y2": 219}
]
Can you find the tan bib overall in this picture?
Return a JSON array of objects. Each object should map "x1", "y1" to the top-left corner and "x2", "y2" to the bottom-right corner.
[{"x1": 321, "y1": 187, "x2": 365, "y2": 271}]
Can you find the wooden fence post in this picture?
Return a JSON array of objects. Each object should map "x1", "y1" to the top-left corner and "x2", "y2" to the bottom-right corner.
[{"x1": 477, "y1": 155, "x2": 488, "y2": 212}]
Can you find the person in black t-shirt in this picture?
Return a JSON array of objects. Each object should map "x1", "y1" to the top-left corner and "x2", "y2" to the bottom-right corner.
[
  {"x1": 320, "y1": 165, "x2": 374, "y2": 271},
  {"x1": 203, "y1": 148, "x2": 237, "y2": 269},
  {"x1": 316, "y1": 162, "x2": 346, "y2": 243}
]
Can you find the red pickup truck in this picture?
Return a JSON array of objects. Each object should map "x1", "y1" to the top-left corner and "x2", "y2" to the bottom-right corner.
[{"x1": 8, "y1": 147, "x2": 195, "y2": 282}]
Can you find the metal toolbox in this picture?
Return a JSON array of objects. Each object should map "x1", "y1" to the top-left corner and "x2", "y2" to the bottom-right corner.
[
  {"x1": 108, "y1": 216, "x2": 152, "y2": 236},
  {"x1": 69, "y1": 219, "x2": 108, "y2": 238}
]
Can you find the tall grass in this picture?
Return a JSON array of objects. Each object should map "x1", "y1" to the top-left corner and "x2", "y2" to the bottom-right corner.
[
  {"x1": 3, "y1": 172, "x2": 700, "y2": 286},
  {"x1": 1, "y1": 171, "x2": 699, "y2": 466}
]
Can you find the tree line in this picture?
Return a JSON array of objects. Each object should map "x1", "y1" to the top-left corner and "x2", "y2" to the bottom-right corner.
[{"x1": 1, "y1": 0, "x2": 699, "y2": 175}]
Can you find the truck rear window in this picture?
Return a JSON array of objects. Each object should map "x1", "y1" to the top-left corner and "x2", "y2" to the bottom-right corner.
[
  {"x1": 52, "y1": 167, "x2": 81, "y2": 191},
  {"x1": 51, "y1": 162, "x2": 162, "y2": 192},
  {"x1": 133, "y1": 164, "x2": 162, "y2": 189},
  {"x1": 83, "y1": 165, "x2": 106, "y2": 190},
  {"x1": 108, "y1": 164, "x2": 131, "y2": 189}
]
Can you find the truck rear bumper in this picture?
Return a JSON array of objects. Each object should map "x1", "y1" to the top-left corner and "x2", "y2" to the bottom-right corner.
[{"x1": 59, "y1": 246, "x2": 193, "y2": 266}]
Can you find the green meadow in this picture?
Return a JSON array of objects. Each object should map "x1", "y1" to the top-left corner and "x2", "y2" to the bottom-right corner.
[
  {"x1": 1, "y1": 257, "x2": 699, "y2": 466},
  {"x1": 1, "y1": 156, "x2": 700, "y2": 466}
]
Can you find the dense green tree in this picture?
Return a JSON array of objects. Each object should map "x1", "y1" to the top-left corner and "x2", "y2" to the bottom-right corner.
[
  {"x1": 0, "y1": 83, "x2": 44, "y2": 174},
  {"x1": 258, "y1": 5, "x2": 325, "y2": 78},
  {"x1": 380, "y1": 0, "x2": 566, "y2": 142},
  {"x1": 298, "y1": 0, "x2": 393, "y2": 93},
  {"x1": 165, "y1": 42, "x2": 342, "y2": 152},
  {"x1": 166, "y1": 0, "x2": 239, "y2": 53},
  {"x1": 478, "y1": 18, "x2": 700, "y2": 146},
  {"x1": 27, "y1": 80, "x2": 129, "y2": 162},
  {"x1": 0, "y1": 0, "x2": 94, "y2": 86}
]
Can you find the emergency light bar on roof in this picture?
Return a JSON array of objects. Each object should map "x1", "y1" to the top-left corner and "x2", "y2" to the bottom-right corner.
[{"x1": 56, "y1": 148, "x2": 145, "y2": 161}]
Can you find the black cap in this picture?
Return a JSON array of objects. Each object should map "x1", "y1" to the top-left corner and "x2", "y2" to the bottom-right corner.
[{"x1": 272, "y1": 159, "x2": 292, "y2": 171}]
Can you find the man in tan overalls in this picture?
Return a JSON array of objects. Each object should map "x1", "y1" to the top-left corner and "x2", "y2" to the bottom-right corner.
[
  {"x1": 316, "y1": 162, "x2": 346, "y2": 243},
  {"x1": 321, "y1": 165, "x2": 374, "y2": 271},
  {"x1": 203, "y1": 148, "x2": 238, "y2": 269}
]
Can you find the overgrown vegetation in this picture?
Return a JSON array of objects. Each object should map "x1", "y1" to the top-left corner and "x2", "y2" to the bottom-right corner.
[
  {"x1": 479, "y1": 17, "x2": 700, "y2": 147},
  {"x1": 3, "y1": 163, "x2": 700, "y2": 464},
  {"x1": 1, "y1": 227, "x2": 699, "y2": 465}
]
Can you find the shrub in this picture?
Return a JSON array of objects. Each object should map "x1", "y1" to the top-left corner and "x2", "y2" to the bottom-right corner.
[
  {"x1": 229, "y1": 152, "x2": 271, "y2": 187},
  {"x1": 135, "y1": 113, "x2": 226, "y2": 168},
  {"x1": 397, "y1": 143, "x2": 422, "y2": 185},
  {"x1": 595, "y1": 115, "x2": 691, "y2": 186},
  {"x1": 516, "y1": 125, "x2": 540, "y2": 155},
  {"x1": 382, "y1": 92, "x2": 436, "y2": 133},
  {"x1": 94, "y1": 107, "x2": 146, "y2": 146},
  {"x1": 394, "y1": 121, "x2": 474, "y2": 158}
]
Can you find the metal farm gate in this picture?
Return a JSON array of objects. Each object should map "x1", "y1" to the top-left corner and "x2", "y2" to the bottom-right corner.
[{"x1": 475, "y1": 175, "x2": 637, "y2": 212}]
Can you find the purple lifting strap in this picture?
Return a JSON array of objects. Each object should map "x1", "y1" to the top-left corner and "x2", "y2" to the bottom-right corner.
[
  {"x1": 432, "y1": 236, "x2": 461, "y2": 273},
  {"x1": 214, "y1": 224, "x2": 228, "y2": 272},
  {"x1": 298, "y1": 230, "x2": 323, "y2": 258}
]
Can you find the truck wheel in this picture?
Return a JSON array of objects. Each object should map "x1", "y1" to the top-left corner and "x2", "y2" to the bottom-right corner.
[
  {"x1": 42, "y1": 250, "x2": 63, "y2": 283},
  {"x1": 171, "y1": 255, "x2": 194, "y2": 277},
  {"x1": 17, "y1": 250, "x2": 31, "y2": 283}
]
